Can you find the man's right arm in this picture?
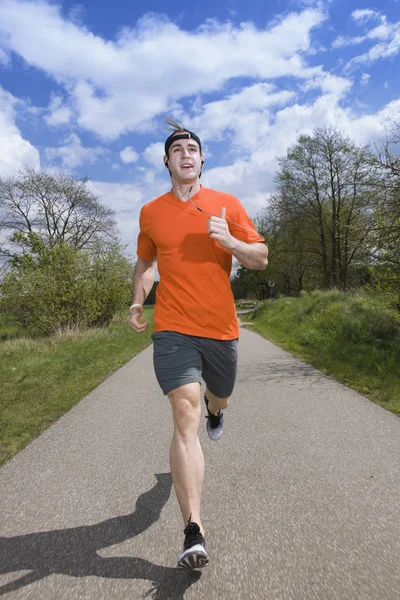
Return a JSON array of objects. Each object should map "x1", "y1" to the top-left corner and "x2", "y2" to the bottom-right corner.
[{"x1": 129, "y1": 256, "x2": 157, "y2": 332}]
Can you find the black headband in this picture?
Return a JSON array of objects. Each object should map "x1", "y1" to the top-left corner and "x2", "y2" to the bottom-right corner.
[{"x1": 164, "y1": 131, "x2": 202, "y2": 157}]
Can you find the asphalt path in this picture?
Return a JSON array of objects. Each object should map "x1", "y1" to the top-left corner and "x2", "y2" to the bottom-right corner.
[{"x1": 1, "y1": 323, "x2": 400, "y2": 599}]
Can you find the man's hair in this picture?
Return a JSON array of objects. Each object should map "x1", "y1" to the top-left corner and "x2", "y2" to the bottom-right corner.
[
  {"x1": 164, "y1": 116, "x2": 187, "y2": 135},
  {"x1": 163, "y1": 116, "x2": 202, "y2": 157}
]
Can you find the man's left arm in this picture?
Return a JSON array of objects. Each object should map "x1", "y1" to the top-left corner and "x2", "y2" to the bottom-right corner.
[
  {"x1": 227, "y1": 239, "x2": 268, "y2": 270},
  {"x1": 207, "y1": 207, "x2": 268, "y2": 271}
]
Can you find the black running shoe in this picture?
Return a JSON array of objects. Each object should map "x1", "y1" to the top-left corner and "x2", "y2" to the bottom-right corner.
[
  {"x1": 204, "y1": 395, "x2": 224, "y2": 441},
  {"x1": 177, "y1": 518, "x2": 209, "y2": 569}
]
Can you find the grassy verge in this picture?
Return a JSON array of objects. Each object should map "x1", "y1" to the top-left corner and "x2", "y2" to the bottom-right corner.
[
  {"x1": 243, "y1": 290, "x2": 400, "y2": 416},
  {"x1": 0, "y1": 308, "x2": 154, "y2": 464}
]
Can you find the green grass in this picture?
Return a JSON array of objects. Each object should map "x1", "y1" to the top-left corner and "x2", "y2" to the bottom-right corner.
[
  {"x1": 243, "y1": 290, "x2": 400, "y2": 416},
  {"x1": 0, "y1": 308, "x2": 154, "y2": 464}
]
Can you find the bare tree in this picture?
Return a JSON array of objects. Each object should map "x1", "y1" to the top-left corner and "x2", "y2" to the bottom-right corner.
[{"x1": 0, "y1": 169, "x2": 117, "y2": 261}]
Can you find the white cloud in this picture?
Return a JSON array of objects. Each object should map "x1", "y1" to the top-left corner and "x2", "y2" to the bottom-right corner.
[
  {"x1": 332, "y1": 34, "x2": 365, "y2": 49},
  {"x1": 301, "y1": 72, "x2": 352, "y2": 96},
  {"x1": 351, "y1": 9, "x2": 381, "y2": 23},
  {"x1": 177, "y1": 74, "x2": 351, "y2": 160},
  {"x1": 119, "y1": 146, "x2": 139, "y2": 164},
  {"x1": 45, "y1": 94, "x2": 73, "y2": 126},
  {"x1": 44, "y1": 133, "x2": 107, "y2": 170},
  {"x1": 0, "y1": 87, "x2": 40, "y2": 177},
  {"x1": 89, "y1": 177, "x2": 167, "y2": 256},
  {"x1": 0, "y1": 1, "x2": 326, "y2": 139},
  {"x1": 341, "y1": 14, "x2": 400, "y2": 68},
  {"x1": 187, "y1": 83, "x2": 297, "y2": 152},
  {"x1": 359, "y1": 22, "x2": 400, "y2": 62},
  {"x1": 343, "y1": 99, "x2": 400, "y2": 143},
  {"x1": 367, "y1": 22, "x2": 392, "y2": 42},
  {"x1": 333, "y1": 11, "x2": 396, "y2": 51},
  {"x1": 360, "y1": 73, "x2": 370, "y2": 85},
  {"x1": 143, "y1": 142, "x2": 165, "y2": 169},
  {"x1": 89, "y1": 181, "x2": 144, "y2": 214},
  {"x1": 88, "y1": 181, "x2": 144, "y2": 258},
  {"x1": 332, "y1": 24, "x2": 392, "y2": 49}
]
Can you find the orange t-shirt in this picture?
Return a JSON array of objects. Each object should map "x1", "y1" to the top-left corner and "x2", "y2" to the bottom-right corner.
[{"x1": 137, "y1": 186, "x2": 265, "y2": 340}]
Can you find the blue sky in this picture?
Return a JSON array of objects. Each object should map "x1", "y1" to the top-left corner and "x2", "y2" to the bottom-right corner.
[{"x1": 0, "y1": 0, "x2": 399, "y2": 256}]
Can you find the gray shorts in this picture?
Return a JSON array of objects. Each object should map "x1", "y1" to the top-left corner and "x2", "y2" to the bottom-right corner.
[{"x1": 151, "y1": 331, "x2": 238, "y2": 397}]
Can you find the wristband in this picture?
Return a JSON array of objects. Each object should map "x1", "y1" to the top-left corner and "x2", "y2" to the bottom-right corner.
[{"x1": 130, "y1": 304, "x2": 142, "y2": 312}]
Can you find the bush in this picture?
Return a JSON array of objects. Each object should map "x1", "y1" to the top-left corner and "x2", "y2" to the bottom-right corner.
[{"x1": 0, "y1": 237, "x2": 132, "y2": 336}]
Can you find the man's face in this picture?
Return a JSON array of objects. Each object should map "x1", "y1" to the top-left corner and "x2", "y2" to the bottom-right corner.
[{"x1": 164, "y1": 136, "x2": 204, "y2": 182}]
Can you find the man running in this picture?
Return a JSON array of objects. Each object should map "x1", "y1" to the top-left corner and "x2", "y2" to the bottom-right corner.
[{"x1": 129, "y1": 119, "x2": 268, "y2": 569}]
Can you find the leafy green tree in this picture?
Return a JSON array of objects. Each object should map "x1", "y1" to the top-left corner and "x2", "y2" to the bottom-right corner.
[
  {"x1": 268, "y1": 128, "x2": 378, "y2": 290},
  {"x1": 230, "y1": 215, "x2": 276, "y2": 299},
  {"x1": 263, "y1": 210, "x2": 318, "y2": 295},
  {"x1": 144, "y1": 281, "x2": 159, "y2": 305},
  {"x1": 0, "y1": 233, "x2": 132, "y2": 335},
  {"x1": 370, "y1": 125, "x2": 400, "y2": 304}
]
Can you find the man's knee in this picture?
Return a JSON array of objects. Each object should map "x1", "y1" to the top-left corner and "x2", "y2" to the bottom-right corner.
[{"x1": 168, "y1": 383, "x2": 201, "y2": 434}]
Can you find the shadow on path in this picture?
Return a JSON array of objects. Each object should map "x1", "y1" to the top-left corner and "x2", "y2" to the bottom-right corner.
[
  {"x1": 237, "y1": 359, "x2": 325, "y2": 385},
  {"x1": 0, "y1": 473, "x2": 200, "y2": 599}
]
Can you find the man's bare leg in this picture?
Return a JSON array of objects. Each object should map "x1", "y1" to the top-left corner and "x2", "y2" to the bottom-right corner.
[
  {"x1": 205, "y1": 388, "x2": 229, "y2": 415},
  {"x1": 168, "y1": 382, "x2": 204, "y2": 534}
]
